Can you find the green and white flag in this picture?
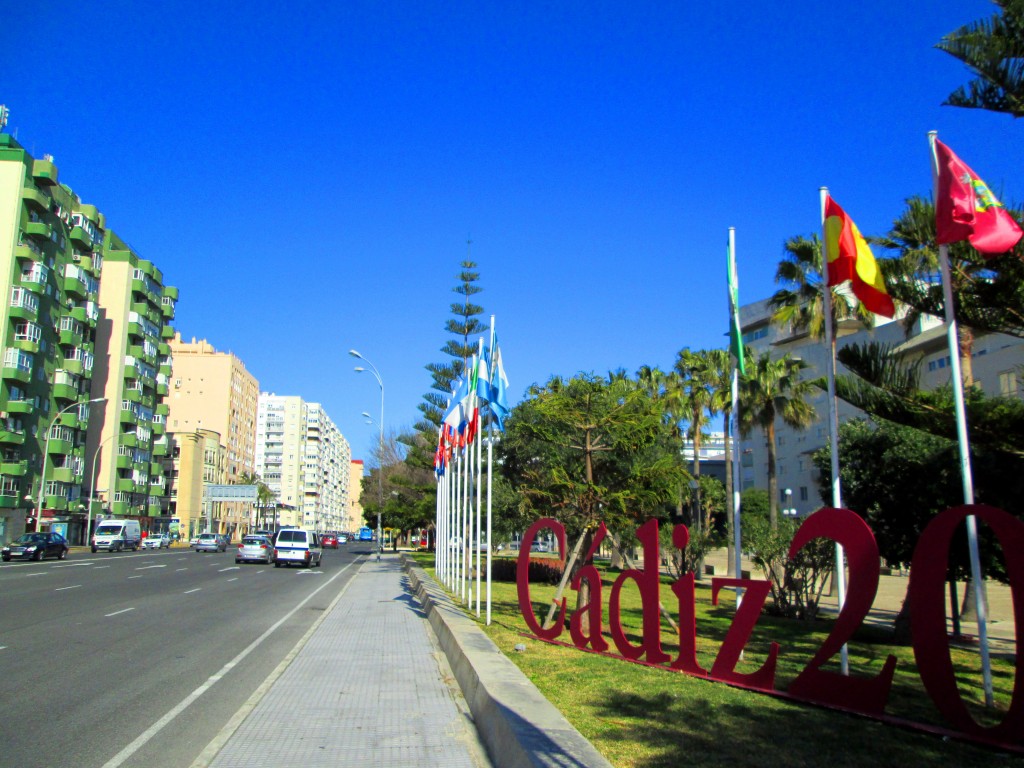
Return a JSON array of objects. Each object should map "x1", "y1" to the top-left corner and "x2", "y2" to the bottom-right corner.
[{"x1": 727, "y1": 234, "x2": 745, "y2": 375}]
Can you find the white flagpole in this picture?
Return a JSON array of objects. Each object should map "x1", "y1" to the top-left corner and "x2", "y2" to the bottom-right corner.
[
  {"x1": 819, "y1": 187, "x2": 850, "y2": 675},
  {"x1": 928, "y1": 131, "x2": 993, "y2": 706},
  {"x1": 475, "y1": 341, "x2": 484, "y2": 616},
  {"x1": 728, "y1": 228, "x2": 743, "y2": 595},
  {"x1": 486, "y1": 315, "x2": 496, "y2": 625}
]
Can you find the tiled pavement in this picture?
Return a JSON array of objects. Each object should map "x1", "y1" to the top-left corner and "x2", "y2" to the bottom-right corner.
[{"x1": 201, "y1": 556, "x2": 490, "y2": 768}]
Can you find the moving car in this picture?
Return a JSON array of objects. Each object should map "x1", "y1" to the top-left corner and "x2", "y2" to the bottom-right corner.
[
  {"x1": 236, "y1": 535, "x2": 274, "y2": 564},
  {"x1": 273, "y1": 528, "x2": 322, "y2": 568},
  {"x1": 92, "y1": 519, "x2": 142, "y2": 552},
  {"x1": 142, "y1": 532, "x2": 171, "y2": 549},
  {"x1": 194, "y1": 532, "x2": 226, "y2": 552},
  {"x1": 2, "y1": 532, "x2": 69, "y2": 561},
  {"x1": 322, "y1": 534, "x2": 338, "y2": 549},
  {"x1": 338, "y1": 534, "x2": 347, "y2": 544}
]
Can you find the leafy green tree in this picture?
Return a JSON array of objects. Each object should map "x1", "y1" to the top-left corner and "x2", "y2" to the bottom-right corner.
[
  {"x1": 936, "y1": 0, "x2": 1024, "y2": 117},
  {"x1": 739, "y1": 352, "x2": 816, "y2": 529},
  {"x1": 498, "y1": 373, "x2": 685, "y2": 623}
]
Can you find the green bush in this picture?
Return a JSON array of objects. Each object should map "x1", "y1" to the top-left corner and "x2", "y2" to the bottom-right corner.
[{"x1": 491, "y1": 556, "x2": 565, "y2": 585}]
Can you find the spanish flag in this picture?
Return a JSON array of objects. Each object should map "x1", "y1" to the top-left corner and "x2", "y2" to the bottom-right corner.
[{"x1": 823, "y1": 195, "x2": 895, "y2": 318}]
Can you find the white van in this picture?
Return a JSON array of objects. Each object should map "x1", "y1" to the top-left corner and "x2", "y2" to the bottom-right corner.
[
  {"x1": 273, "y1": 528, "x2": 322, "y2": 568},
  {"x1": 92, "y1": 519, "x2": 142, "y2": 552}
]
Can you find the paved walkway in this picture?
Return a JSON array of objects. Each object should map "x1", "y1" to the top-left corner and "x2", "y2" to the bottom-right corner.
[{"x1": 199, "y1": 556, "x2": 490, "y2": 768}]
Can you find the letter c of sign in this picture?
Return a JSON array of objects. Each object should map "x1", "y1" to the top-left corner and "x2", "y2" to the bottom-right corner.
[{"x1": 517, "y1": 517, "x2": 566, "y2": 641}]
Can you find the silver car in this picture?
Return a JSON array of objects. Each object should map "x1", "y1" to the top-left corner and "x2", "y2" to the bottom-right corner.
[
  {"x1": 194, "y1": 533, "x2": 225, "y2": 553},
  {"x1": 236, "y1": 535, "x2": 274, "y2": 564}
]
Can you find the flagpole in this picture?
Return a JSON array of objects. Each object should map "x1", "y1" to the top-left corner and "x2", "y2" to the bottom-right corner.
[
  {"x1": 928, "y1": 131, "x2": 993, "y2": 707},
  {"x1": 485, "y1": 316, "x2": 497, "y2": 624},
  {"x1": 819, "y1": 187, "x2": 850, "y2": 675},
  {"x1": 728, "y1": 228, "x2": 744, "y2": 593}
]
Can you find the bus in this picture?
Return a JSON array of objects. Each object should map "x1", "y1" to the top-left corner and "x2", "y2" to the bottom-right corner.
[{"x1": 358, "y1": 526, "x2": 374, "y2": 541}]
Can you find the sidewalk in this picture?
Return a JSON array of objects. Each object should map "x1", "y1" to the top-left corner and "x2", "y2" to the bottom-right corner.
[{"x1": 199, "y1": 556, "x2": 490, "y2": 768}]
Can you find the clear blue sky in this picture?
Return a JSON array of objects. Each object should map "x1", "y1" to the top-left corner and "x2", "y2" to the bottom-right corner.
[{"x1": 3, "y1": 1, "x2": 1021, "y2": 461}]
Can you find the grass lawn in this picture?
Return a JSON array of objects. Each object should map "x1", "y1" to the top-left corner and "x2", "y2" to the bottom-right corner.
[{"x1": 410, "y1": 552, "x2": 1022, "y2": 768}]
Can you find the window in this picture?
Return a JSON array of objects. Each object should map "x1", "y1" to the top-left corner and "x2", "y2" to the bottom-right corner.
[
  {"x1": 1000, "y1": 370, "x2": 1019, "y2": 397},
  {"x1": 800, "y1": 487, "x2": 808, "y2": 501}
]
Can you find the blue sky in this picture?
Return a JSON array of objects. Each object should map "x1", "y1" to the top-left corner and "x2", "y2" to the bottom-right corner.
[{"x1": 3, "y1": 1, "x2": 1021, "y2": 460}]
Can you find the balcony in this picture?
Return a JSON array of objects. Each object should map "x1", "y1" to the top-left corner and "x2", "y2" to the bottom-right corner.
[
  {"x1": 6, "y1": 400, "x2": 34, "y2": 416},
  {"x1": 59, "y1": 326, "x2": 84, "y2": 347},
  {"x1": 45, "y1": 437, "x2": 73, "y2": 455},
  {"x1": 14, "y1": 241, "x2": 43, "y2": 263},
  {"x1": 115, "y1": 453, "x2": 132, "y2": 470},
  {"x1": 32, "y1": 158, "x2": 58, "y2": 185},
  {"x1": 25, "y1": 220, "x2": 52, "y2": 241},
  {"x1": 64, "y1": 273, "x2": 87, "y2": 299},
  {"x1": 120, "y1": 433, "x2": 139, "y2": 448},
  {"x1": 120, "y1": 408, "x2": 138, "y2": 425},
  {"x1": 152, "y1": 440, "x2": 169, "y2": 457},
  {"x1": 115, "y1": 477, "x2": 136, "y2": 493},
  {"x1": 0, "y1": 429, "x2": 26, "y2": 445},
  {"x1": 161, "y1": 325, "x2": 175, "y2": 340},
  {"x1": 51, "y1": 466, "x2": 77, "y2": 484},
  {"x1": 55, "y1": 411, "x2": 82, "y2": 430},
  {"x1": 69, "y1": 225, "x2": 92, "y2": 247},
  {"x1": 53, "y1": 382, "x2": 79, "y2": 402},
  {"x1": 21, "y1": 185, "x2": 48, "y2": 211},
  {"x1": 156, "y1": 403, "x2": 169, "y2": 417},
  {"x1": 1, "y1": 460, "x2": 27, "y2": 476},
  {"x1": 42, "y1": 494, "x2": 68, "y2": 512},
  {"x1": 2, "y1": 364, "x2": 32, "y2": 384}
]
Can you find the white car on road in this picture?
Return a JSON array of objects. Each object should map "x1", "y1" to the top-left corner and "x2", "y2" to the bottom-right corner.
[{"x1": 142, "y1": 532, "x2": 171, "y2": 549}]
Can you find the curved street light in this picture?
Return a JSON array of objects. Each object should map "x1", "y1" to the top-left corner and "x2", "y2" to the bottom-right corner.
[
  {"x1": 349, "y1": 349, "x2": 384, "y2": 554},
  {"x1": 36, "y1": 397, "x2": 106, "y2": 532}
]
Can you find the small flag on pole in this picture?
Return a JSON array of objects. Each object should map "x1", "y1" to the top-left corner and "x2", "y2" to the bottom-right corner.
[
  {"x1": 727, "y1": 235, "x2": 745, "y2": 375},
  {"x1": 933, "y1": 138, "x2": 1022, "y2": 257},
  {"x1": 823, "y1": 195, "x2": 895, "y2": 318}
]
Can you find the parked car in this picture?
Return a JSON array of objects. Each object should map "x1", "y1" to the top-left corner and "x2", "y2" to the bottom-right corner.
[
  {"x1": 142, "y1": 532, "x2": 171, "y2": 549},
  {"x1": 194, "y1": 533, "x2": 226, "y2": 553},
  {"x1": 236, "y1": 535, "x2": 274, "y2": 564},
  {"x1": 322, "y1": 534, "x2": 338, "y2": 549},
  {"x1": 2, "y1": 532, "x2": 69, "y2": 562},
  {"x1": 189, "y1": 536, "x2": 200, "y2": 547},
  {"x1": 273, "y1": 528, "x2": 322, "y2": 568}
]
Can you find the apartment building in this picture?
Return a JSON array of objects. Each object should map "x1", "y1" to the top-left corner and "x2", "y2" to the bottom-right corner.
[
  {"x1": 348, "y1": 459, "x2": 365, "y2": 533},
  {"x1": 87, "y1": 230, "x2": 177, "y2": 530},
  {"x1": 0, "y1": 132, "x2": 176, "y2": 544},
  {"x1": 161, "y1": 427, "x2": 224, "y2": 540},
  {"x1": 737, "y1": 296, "x2": 1024, "y2": 515},
  {"x1": 302, "y1": 403, "x2": 350, "y2": 532},
  {"x1": 164, "y1": 334, "x2": 259, "y2": 538},
  {"x1": 255, "y1": 394, "x2": 350, "y2": 531}
]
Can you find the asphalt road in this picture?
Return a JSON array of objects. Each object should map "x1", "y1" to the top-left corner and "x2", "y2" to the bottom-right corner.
[{"x1": 0, "y1": 542, "x2": 370, "y2": 768}]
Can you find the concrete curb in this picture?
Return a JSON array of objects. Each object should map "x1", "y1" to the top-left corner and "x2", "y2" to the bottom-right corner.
[{"x1": 403, "y1": 555, "x2": 613, "y2": 768}]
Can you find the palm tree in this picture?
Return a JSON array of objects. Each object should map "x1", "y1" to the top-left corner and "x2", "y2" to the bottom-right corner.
[
  {"x1": 739, "y1": 352, "x2": 816, "y2": 529},
  {"x1": 674, "y1": 348, "x2": 725, "y2": 535},
  {"x1": 936, "y1": 0, "x2": 1024, "y2": 118}
]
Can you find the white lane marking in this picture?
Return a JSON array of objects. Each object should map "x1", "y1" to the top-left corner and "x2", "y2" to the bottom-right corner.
[
  {"x1": 175, "y1": 568, "x2": 188, "y2": 572},
  {"x1": 105, "y1": 608, "x2": 135, "y2": 617},
  {"x1": 104, "y1": 559, "x2": 358, "y2": 768},
  {"x1": 135, "y1": 565, "x2": 167, "y2": 570},
  {"x1": 94, "y1": 565, "x2": 110, "y2": 570},
  {"x1": 56, "y1": 584, "x2": 82, "y2": 591},
  {"x1": 218, "y1": 567, "x2": 239, "y2": 572},
  {"x1": 0, "y1": 645, "x2": 7, "y2": 651},
  {"x1": 184, "y1": 588, "x2": 201, "y2": 594},
  {"x1": 128, "y1": 575, "x2": 143, "y2": 579},
  {"x1": 227, "y1": 577, "x2": 238, "y2": 582},
  {"x1": 53, "y1": 562, "x2": 94, "y2": 568},
  {"x1": 23, "y1": 572, "x2": 48, "y2": 577},
  {"x1": 296, "y1": 570, "x2": 324, "y2": 576}
]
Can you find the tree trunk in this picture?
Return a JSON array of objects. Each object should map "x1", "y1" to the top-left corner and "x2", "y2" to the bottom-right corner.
[{"x1": 767, "y1": 421, "x2": 778, "y2": 530}]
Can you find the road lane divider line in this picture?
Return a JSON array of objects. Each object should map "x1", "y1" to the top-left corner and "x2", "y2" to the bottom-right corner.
[
  {"x1": 56, "y1": 584, "x2": 82, "y2": 591},
  {"x1": 189, "y1": 558, "x2": 363, "y2": 768},
  {"x1": 218, "y1": 567, "x2": 239, "y2": 572},
  {"x1": 227, "y1": 577, "x2": 238, "y2": 582},
  {"x1": 53, "y1": 562, "x2": 94, "y2": 568},
  {"x1": 105, "y1": 608, "x2": 135, "y2": 617},
  {"x1": 101, "y1": 558, "x2": 360, "y2": 768},
  {"x1": 135, "y1": 565, "x2": 167, "y2": 570},
  {"x1": 184, "y1": 588, "x2": 202, "y2": 594},
  {"x1": 128, "y1": 575, "x2": 143, "y2": 579}
]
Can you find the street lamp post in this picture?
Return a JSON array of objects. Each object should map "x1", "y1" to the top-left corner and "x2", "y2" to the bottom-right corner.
[
  {"x1": 349, "y1": 349, "x2": 384, "y2": 557},
  {"x1": 86, "y1": 432, "x2": 115, "y2": 547},
  {"x1": 36, "y1": 397, "x2": 106, "y2": 533}
]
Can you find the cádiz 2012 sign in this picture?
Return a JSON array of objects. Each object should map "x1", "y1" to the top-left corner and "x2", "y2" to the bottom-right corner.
[{"x1": 515, "y1": 506, "x2": 1024, "y2": 749}]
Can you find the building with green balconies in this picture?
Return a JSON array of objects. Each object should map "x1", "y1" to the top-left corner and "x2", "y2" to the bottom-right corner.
[
  {"x1": 0, "y1": 132, "x2": 106, "y2": 544},
  {"x1": 87, "y1": 231, "x2": 177, "y2": 526}
]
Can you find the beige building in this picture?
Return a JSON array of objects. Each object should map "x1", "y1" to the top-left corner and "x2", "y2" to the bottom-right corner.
[
  {"x1": 348, "y1": 459, "x2": 365, "y2": 533},
  {"x1": 164, "y1": 334, "x2": 259, "y2": 538},
  {"x1": 162, "y1": 428, "x2": 223, "y2": 539}
]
